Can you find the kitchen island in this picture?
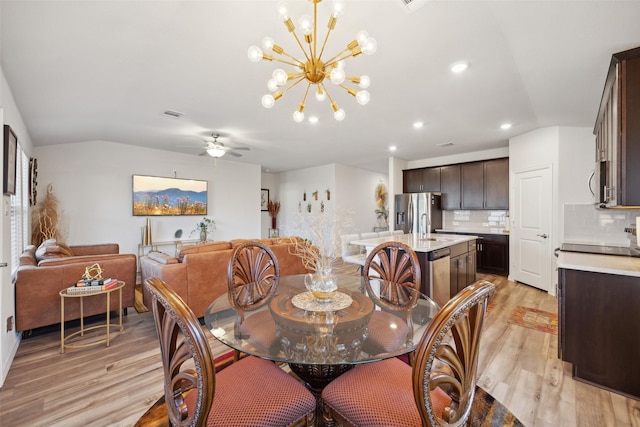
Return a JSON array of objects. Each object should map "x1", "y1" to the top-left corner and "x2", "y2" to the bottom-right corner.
[
  {"x1": 351, "y1": 233, "x2": 477, "y2": 306},
  {"x1": 557, "y1": 251, "x2": 640, "y2": 400}
]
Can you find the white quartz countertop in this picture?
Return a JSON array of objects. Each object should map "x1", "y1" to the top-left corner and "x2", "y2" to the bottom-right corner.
[
  {"x1": 436, "y1": 228, "x2": 509, "y2": 236},
  {"x1": 351, "y1": 233, "x2": 477, "y2": 253},
  {"x1": 557, "y1": 251, "x2": 640, "y2": 277}
]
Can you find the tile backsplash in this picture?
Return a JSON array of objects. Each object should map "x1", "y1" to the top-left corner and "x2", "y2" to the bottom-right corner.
[
  {"x1": 442, "y1": 210, "x2": 508, "y2": 233},
  {"x1": 564, "y1": 204, "x2": 640, "y2": 246}
]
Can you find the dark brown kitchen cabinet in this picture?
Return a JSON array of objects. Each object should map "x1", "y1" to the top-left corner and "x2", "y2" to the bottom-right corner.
[
  {"x1": 440, "y1": 164, "x2": 461, "y2": 210},
  {"x1": 476, "y1": 234, "x2": 509, "y2": 275},
  {"x1": 449, "y1": 241, "x2": 477, "y2": 297},
  {"x1": 558, "y1": 268, "x2": 640, "y2": 399},
  {"x1": 461, "y1": 159, "x2": 509, "y2": 210},
  {"x1": 483, "y1": 158, "x2": 509, "y2": 209},
  {"x1": 594, "y1": 46, "x2": 640, "y2": 207},
  {"x1": 403, "y1": 167, "x2": 441, "y2": 193},
  {"x1": 461, "y1": 162, "x2": 484, "y2": 209}
]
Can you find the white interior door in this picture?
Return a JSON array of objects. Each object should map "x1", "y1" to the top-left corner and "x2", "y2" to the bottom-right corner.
[{"x1": 511, "y1": 166, "x2": 552, "y2": 291}]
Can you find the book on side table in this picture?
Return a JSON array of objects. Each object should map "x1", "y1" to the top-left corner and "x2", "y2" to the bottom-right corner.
[{"x1": 66, "y1": 278, "x2": 119, "y2": 294}]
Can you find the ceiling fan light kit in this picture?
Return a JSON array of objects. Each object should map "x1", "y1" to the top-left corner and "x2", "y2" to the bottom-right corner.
[{"x1": 248, "y1": 0, "x2": 375, "y2": 122}]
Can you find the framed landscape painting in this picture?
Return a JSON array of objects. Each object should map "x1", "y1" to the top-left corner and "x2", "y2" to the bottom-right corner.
[{"x1": 132, "y1": 174, "x2": 208, "y2": 216}]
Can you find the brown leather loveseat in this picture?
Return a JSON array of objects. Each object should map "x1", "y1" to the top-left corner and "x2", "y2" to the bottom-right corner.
[
  {"x1": 16, "y1": 240, "x2": 136, "y2": 332},
  {"x1": 139, "y1": 237, "x2": 311, "y2": 318}
]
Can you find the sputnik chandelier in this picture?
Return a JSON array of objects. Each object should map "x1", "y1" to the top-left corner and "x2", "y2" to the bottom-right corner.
[{"x1": 248, "y1": 0, "x2": 376, "y2": 122}]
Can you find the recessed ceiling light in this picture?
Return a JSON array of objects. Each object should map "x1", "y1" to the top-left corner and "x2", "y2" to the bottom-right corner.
[
  {"x1": 450, "y1": 61, "x2": 469, "y2": 73},
  {"x1": 389, "y1": 145, "x2": 397, "y2": 152},
  {"x1": 308, "y1": 116, "x2": 319, "y2": 124},
  {"x1": 162, "y1": 110, "x2": 184, "y2": 119},
  {"x1": 413, "y1": 121, "x2": 424, "y2": 129},
  {"x1": 500, "y1": 123, "x2": 512, "y2": 130}
]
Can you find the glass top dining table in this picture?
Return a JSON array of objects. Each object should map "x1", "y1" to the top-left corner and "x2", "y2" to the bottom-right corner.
[{"x1": 204, "y1": 273, "x2": 440, "y2": 391}]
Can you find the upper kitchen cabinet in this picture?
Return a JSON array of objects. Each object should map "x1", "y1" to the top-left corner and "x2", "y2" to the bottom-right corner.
[
  {"x1": 440, "y1": 164, "x2": 461, "y2": 210},
  {"x1": 403, "y1": 167, "x2": 441, "y2": 193},
  {"x1": 461, "y1": 158, "x2": 509, "y2": 210},
  {"x1": 594, "y1": 46, "x2": 640, "y2": 207}
]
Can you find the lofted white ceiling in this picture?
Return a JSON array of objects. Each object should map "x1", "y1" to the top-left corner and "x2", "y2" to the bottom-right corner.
[{"x1": 1, "y1": 0, "x2": 640, "y2": 174}]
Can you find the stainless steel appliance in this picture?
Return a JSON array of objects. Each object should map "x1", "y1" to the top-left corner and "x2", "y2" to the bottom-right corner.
[
  {"x1": 427, "y1": 247, "x2": 451, "y2": 307},
  {"x1": 394, "y1": 193, "x2": 442, "y2": 235}
]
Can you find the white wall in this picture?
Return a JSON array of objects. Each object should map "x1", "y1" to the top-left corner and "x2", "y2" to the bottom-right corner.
[
  {"x1": 0, "y1": 68, "x2": 34, "y2": 387},
  {"x1": 34, "y1": 141, "x2": 262, "y2": 257},
  {"x1": 509, "y1": 126, "x2": 595, "y2": 294},
  {"x1": 274, "y1": 163, "x2": 387, "y2": 237},
  {"x1": 407, "y1": 147, "x2": 509, "y2": 169}
]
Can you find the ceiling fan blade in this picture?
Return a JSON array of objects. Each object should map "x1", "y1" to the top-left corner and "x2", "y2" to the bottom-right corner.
[
  {"x1": 229, "y1": 146, "x2": 250, "y2": 151},
  {"x1": 227, "y1": 151, "x2": 242, "y2": 157}
]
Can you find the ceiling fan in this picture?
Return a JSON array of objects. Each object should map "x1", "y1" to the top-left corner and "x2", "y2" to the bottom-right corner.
[
  {"x1": 182, "y1": 133, "x2": 250, "y2": 158},
  {"x1": 202, "y1": 134, "x2": 250, "y2": 158}
]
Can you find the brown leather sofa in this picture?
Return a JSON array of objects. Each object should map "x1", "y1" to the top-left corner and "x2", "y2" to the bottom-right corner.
[
  {"x1": 140, "y1": 237, "x2": 312, "y2": 318},
  {"x1": 16, "y1": 241, "x2": 136, "y2": 332}
]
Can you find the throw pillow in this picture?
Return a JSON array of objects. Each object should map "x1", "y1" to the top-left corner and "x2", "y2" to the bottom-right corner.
[{"x1": 35, "y1": 239, "x2": 74, "y2": 262}]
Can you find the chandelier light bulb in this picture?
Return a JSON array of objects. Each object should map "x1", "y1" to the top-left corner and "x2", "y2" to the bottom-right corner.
[
  {"x1": 299, "y1": 15, "x2": 312, "y2": 33},
  {"x1": 359, "y1": 75, "x2": 370, "y2": 88},
  {"x1": 330, "y1": 68, "x2": 346, "y2": 84},
  {"x1": 272, "y1": 68, "x2": 288, "y2": 85},
  {"x1": 262, "y1": 94, "x2": 276, "y2": 109},
  {"x1": 315, "y1": 87, "x2": 327, "y2": 102},
  {"x1": 356, "y1": 90, "x2": 370, "y2": 105},
  {"x1": 277, "y1": 1, "x2": 288, "y2": 18},
  {"x1": 262, "y1": 36, "x2": 275, "y2": 51},
  {"x1": 247, "y1": 46, "x2": 263, "y2": 62},
  {"x1": 293, "y1": 110, "x2": 305, "y2": 122},
  {"x1": 361, "y1": 37, "x2": 377, "y2": 55},
  {"x1": 267, "y1": 78, "x2": 278, "y2": 91},
  {"x1": 356, "y1": 30, "x2": 369, "y2": 45},
  {"x1": 332, "y1": 0, "x2": 346, "y2": 17},
  {"x1": 335, "y1": 60, "x2": 345, "y2": 70},
  {"x1": 334, "y1": 108, "x2": 346, "y2": 121}
]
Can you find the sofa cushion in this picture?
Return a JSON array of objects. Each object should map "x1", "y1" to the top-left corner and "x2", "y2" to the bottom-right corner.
[
  {"x1": 147, "y1": 251, "x2": 179, "y2": 265},
  {"x1": 35, "y1": 239, "x2": 74, "y2": 262},
  {"x1": 176, "y1": 241, "x2": 232, "y2": 262}
]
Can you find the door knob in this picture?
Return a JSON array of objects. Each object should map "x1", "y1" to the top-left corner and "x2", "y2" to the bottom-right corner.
[{"x1": 537, "y1": 234, "x2": 548, "y2": 239}]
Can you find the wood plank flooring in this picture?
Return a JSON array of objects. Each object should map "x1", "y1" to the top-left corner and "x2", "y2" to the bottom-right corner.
[{"x1": 1, "y1": 270, "x2": 639, "y2": 426}]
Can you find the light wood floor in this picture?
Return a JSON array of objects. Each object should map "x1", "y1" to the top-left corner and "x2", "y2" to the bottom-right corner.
[{"x1": 1, "y1": 271, "x2": 639, "y2": 426}]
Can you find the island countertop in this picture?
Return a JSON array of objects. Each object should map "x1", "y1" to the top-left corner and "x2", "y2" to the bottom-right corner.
[{"x1": 351, "y1": 233, "x2": 477, "y2": 253}]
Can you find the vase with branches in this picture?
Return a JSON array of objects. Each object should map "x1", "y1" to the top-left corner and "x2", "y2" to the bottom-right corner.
[
  {"x1": 286, "y1": 208, "x2": 353, "y2": 301},
  {"x1": 267, "y1": 200, "x2": 280, "y2": 229},
  {"x1": 191, "y1": 217, "x2": 215, "y2": 242},
  {"x1": 31, "y1": 184, "x2": 62, "y2": 246}
]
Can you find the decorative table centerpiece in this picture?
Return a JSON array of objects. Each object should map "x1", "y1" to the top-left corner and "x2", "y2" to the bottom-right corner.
[{"x1": 192, "y1": 217, "x2": 215, "y2": 242}]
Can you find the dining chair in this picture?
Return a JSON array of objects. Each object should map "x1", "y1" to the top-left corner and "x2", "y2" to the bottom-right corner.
[
  {"x1": 361, "y1": 241, "x2": 421, "y2": 358},
  {"x1": 227, "y1": 241, "x2": 280, "y2": 359},
  {"x1": 144, "y1": 277, "x2": 317, "y2": 427},
  {"x1": 321, "y1": 280, "x2": 495, "y2": 427}
]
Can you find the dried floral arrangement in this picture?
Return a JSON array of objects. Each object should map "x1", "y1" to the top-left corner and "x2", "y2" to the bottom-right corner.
[
  {"x1": 286, "y1": 208, "x2": 353, "y2": 273},
  {"x1": 267, "y1": 200, "x2": 280, "y2": 218},
  {"x1": 31, "y1": 184, "x2": 62, "y2": 246}
]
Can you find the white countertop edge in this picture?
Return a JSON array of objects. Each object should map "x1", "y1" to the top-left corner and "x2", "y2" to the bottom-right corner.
[
  {"x1": 557, "y1": 252, "x2": 640, "y2": 277},
  {"x1": 436, "y1": 228, "x2": 509, "y2": 236},
  {"x1": 351, "y1": 233, "x2": 477, "y2": 253}
]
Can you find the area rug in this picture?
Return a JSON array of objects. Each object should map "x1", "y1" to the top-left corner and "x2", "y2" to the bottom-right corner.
[
  {"x1": 133, "y1": 350, "x2": 238, "y2": 427},
  {"x1": 508, "y1": 305, "x2": 558, "y2": 335}
]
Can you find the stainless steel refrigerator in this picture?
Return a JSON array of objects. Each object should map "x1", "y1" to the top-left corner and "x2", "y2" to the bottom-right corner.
[{"x1": 394, "y1": 193, "x2": 442, "y2": 235}]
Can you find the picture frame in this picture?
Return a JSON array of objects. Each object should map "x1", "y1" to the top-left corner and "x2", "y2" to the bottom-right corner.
[
  {"x1": 261, "y1": 188, "x2": 269, "y2": 211},
  {"x1": 3, "y1": 125, "x2": 17, "y2": 196},
  {"x1": 132, "y1": 174, "x2": 208, "y2": 216}
]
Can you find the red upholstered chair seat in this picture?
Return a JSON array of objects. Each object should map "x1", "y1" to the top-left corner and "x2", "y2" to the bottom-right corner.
[
  {"x1": 322, "y1": 357, "x2": 451, "y2": 427},
  {"x1": 185, "y1": 355, "x2": 316, "y2": 427},
  {"x1": 362, "y1": 310, "x2": 409, "y2": 355}
]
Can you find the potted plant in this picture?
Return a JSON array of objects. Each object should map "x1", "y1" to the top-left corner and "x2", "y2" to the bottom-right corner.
[{"x1": 192, "y1": 217, "x2": 215, "y2": 242}]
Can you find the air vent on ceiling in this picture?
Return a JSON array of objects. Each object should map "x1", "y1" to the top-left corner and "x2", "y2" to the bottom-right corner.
[
  {"x1": 162, "y1": 110, "x2": 184, "y2": 119},
  {"x1": 398, "y1": 0, "x2": 433, "y2": 13},
  {"x1": 437, "y1": 142, "x2": 454, "y2": 147}
]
